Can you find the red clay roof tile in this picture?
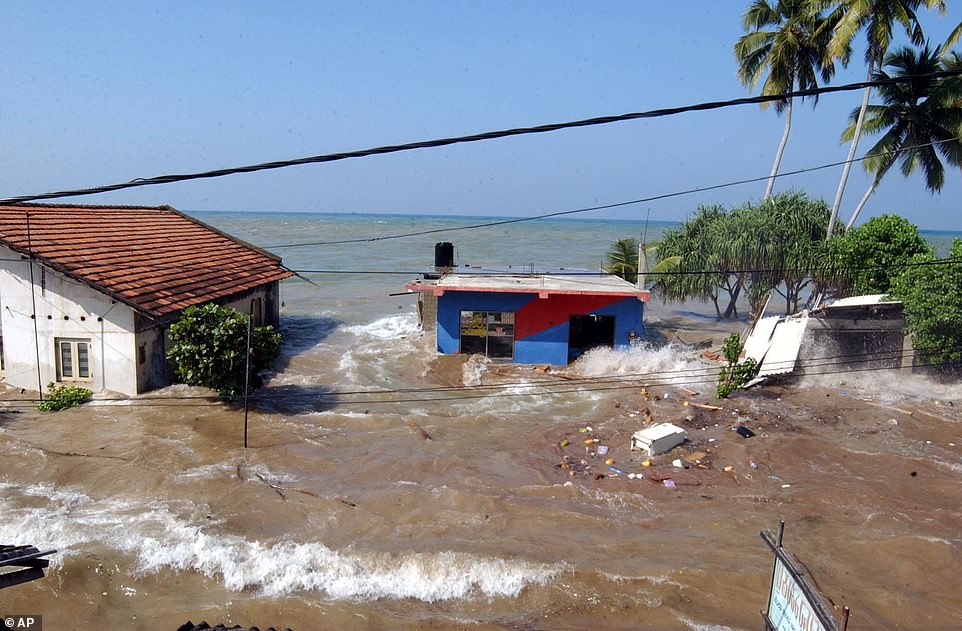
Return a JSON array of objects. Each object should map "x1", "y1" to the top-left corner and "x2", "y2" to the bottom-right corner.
[{"x1": 0, "y1": 203, "x2": 293, "y2": 316}]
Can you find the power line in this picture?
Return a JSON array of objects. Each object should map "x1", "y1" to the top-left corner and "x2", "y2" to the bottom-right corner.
[
  {"x1": 251, "y1": 346, "x2": 945, "y2": 404},
  {"x1": 13, "y1": 250, "x2": 958, "y2": 278},
  {"x1": 2, "y1": 345, "x2": 950, "y2": 410},
  {"x1": 2, "y1": 71, "x2": 959, "y2": 206},
  {"x1": 0, "y1": 358, "x2": 945, "y2": 410},
  {"x1": 286, "y1": 257, "x2": 962, "y2": 277},
  {"x1": 263, "y1": 136, "x2": 960, "y2": 249}
]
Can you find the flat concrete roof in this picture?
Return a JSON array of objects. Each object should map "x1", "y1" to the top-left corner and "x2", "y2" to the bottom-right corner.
[
  {"x1": 406, "y1": 272, "x2": 650, "y2": 300},
  {"x1": 827, "y1": 294, "x2": 900, "y2": 308}
]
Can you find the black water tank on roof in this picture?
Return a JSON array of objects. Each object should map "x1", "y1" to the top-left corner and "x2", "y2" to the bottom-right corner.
[{"x1": 435, "y1": 242, "x2": 454, "y2": 268}]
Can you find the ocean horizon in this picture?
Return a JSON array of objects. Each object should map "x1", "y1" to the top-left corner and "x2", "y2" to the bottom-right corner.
[{"x1": 189, "y1": 209, "x2": 961, "y2": 268}]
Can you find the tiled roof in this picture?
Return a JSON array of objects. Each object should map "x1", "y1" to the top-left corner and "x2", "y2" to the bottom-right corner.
[{"x1": 0, "y1": 203, "x2": 293, "y2": 316}]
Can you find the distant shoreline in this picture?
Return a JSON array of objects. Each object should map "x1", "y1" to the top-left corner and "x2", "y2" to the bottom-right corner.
[
  {"x1": 186, "y1": 208, "x2": 961, "y2": 237},
  {"x1": 188, "y1": 208, "x2": 681, "y2": 227}
]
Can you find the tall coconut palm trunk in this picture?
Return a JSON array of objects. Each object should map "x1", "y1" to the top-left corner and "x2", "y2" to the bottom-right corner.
[
  {"x1": 838, "y1": 45, "x2": 962, "y2": 226},
  {"x1": 827, "y1": 66, "x2": 874, "y2": 235},
  {"x1": 735, "y1": 1, "x2": 843, "y2": 204},
  {"x1": 847, "y1": 174, "x2": 882, "y2": 228},
  {"x1": 764, "y1": 97, "x2": 793, "y2": 201}
]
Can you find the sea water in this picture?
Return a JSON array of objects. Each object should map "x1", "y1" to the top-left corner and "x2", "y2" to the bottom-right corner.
[{"x1": 0, "y1": 211, "x2": 959, "y2": 630}]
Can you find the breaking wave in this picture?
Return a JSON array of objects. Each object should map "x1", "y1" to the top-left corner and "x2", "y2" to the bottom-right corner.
[
  {"x1": 681, "y1": 619, "x2": 750, "y2": 631},
  {"x1": 571, "y1": 342, "x2": 713, "y2": 388},
  {"x1": 0, "y1": 483, "x2": 560, "y2": 601},
  {"x1": 800, "y1": 368, "x2": 962, "y2": 408},
  {"x1": 346, "y1": 313, "x2": 420, "y2": 340}
]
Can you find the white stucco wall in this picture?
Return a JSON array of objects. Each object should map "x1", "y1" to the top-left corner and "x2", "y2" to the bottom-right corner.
[
  {"x1": 0, "y1": 246, "x2": 138, "y2": 395},
  {"x1": 219, "y1": 285, "x2": 279, "y2": 327}
]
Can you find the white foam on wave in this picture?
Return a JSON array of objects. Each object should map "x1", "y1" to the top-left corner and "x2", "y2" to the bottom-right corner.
[
  {"x1": 337, "y1": 313, "x2": 431, "y2": 387},
  {"x1": 571, "y1": 343, "x2": 712, "y2": 388},
  {"x1": 175, "y1": 462, "x2": 235, "y2": 480},
  {"x1": 346, "y1": 313, "x2": 420, "y2": 340},
  {"x1": 461, "y1": 355, "x2": 487, "y2": 387},
  {"x1": 264, "y1": 372, "x2": 329, "y2": 388},
  {"x1": 681, "y1": 619, "x2": 749, "y2": 631},
  {"x1": 337, "y1": 351, "x2": 359, "y2": 378},
  {"x1": 92, "y1": 394, "x2": 134, "y2": 406},
  {"x1": 0, "y1": 483, "x2": 560, "y2": 601},
  {"x1": 304, "y1": 409, "x2": 370, "y2": 419},
  {"x1": 934, "y1": 460, "x2": 962, "y2": 475},
  {"x1": 801, "y1": 368, "x2": 962, "y2": 407},
  {"x1": 448, "y1": 382, "x2": 560, "y2": 417},
  {"x1": 174, "y1": 462, "x2": 298, "y2": 485}
]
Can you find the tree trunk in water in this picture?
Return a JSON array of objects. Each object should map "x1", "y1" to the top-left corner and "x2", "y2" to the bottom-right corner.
[
  {"x1": 846, "y1": 177, "x2": 880, "y2": 229},
  {"x1": 722, "y1": 280, "x2": 743, "y2": 319},
  {"x1": 783, "y1": 281, "x2": 794, "y2": 314},
  {"x1": 828, "y1": 65, "x2": 874, "y2": 237},
  {"x1": 764, "y1": 98, "x2": 792, "y2": 202}
]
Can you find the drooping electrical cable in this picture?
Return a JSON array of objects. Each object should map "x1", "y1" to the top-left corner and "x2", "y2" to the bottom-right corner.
[
  {"x1": 6, "y1": 246, "x2": 957, "y2": 278},
  {"x1": 1, "y1": 345, "x2": 953, "y2": 410},
  {"x1": 1, "y1": 71, "x2": 959, "y2": 206},
  {"x1": 262, "y1": 136, "x2": 960, "y2": 248}
]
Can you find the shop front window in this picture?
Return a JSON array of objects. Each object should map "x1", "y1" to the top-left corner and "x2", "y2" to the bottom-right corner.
[{"x1": 459, "y1": 311, "x2": 515, "y2": 359}]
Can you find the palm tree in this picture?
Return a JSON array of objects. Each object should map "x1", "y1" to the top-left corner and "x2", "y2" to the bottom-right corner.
[
  {"x1": 654, "y1": 206, "x2": 731, "y2": 317},
  {"x1": 841, "y1": 45, "x2": 962, "y2": 227},
  {"x1": 735, "y1": 0, "x2": 845, "y2": 201},
  {"x1": 825, "y1": 0, "x2": 947, "y2": 235},
  {"x1": 604, "y1": 238, "x2": 682, "y2": 287},
  {"x1": 945, "y1": 19, "x2": 962, "y2": 51},
  {"x1": 604, "y1": 238, "x2": 639, "y2": 283}
]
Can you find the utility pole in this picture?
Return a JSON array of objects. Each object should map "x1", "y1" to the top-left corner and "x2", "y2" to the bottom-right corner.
[{"x1": 243, "y1": 311, "x2": 252, "y2": 449}]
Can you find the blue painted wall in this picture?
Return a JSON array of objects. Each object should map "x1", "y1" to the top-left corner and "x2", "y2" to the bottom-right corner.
[{"x1": 435, "y1": 290, "x2": 644, "y2": 365}]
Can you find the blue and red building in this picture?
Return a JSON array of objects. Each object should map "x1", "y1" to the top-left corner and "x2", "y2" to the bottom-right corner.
[{"x1": 407, "y1": 267, "x2": 650, "y2": 365}]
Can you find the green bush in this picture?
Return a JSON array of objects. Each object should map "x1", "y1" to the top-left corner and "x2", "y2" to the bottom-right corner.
[
  {"x1": 716, "y1": 333, "x2": 758, "y2": 399},
  {"x1": 38, "y1": 383, "x2": 93, "y2": 411},
  {"x1": 830, "y1": 214, "x2": 930, "y2": 295},
  {"x1": 167, "y1": 303, "x2": 282, "y2": 397},
  {"x1": 888, "y1": 239, "x2": 962, "y2": 365}
]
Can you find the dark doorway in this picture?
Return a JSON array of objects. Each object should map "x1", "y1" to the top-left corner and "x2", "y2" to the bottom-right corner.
[{"x1": 568, "y1": 314, "x2": 615, "y2": 362}]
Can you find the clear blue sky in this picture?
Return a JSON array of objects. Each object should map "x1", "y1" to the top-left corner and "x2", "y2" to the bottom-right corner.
[{"x1": 2, "y1": 2, "x2": 960, "y2": 230}]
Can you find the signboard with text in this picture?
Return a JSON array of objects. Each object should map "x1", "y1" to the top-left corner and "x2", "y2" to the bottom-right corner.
[
  {"x1": 761, "y1": 525, "x2": 847, "y2": 631},
  {"x1": 767, "y1": 555, "x2": 829, "y2": 631}
]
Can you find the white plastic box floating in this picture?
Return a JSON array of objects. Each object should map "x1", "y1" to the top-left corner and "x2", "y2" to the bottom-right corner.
[{"x1": 631, "y1": 423, "x2": 687, "y2": 456}]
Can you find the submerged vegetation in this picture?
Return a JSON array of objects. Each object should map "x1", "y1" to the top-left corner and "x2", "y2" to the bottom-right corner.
[
  {"x1": 38, "y1": 383, "x2": 93, "y2": 412},
  {"x1": 167, "y1": 303, "x2": 282, "y2": 397},
  {"x1": 716, "y1": 333, "x2": 759, "y2": 399}
]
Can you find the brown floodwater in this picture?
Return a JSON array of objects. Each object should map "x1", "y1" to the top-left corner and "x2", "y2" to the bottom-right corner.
[{"x1": 1, "y1": 317, "x2": 960, "y2": 631}]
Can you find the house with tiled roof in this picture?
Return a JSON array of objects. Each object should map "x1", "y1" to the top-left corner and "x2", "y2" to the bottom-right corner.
[{"x1": 0, "y1": 203, "x2": 293, "y2": 396}]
